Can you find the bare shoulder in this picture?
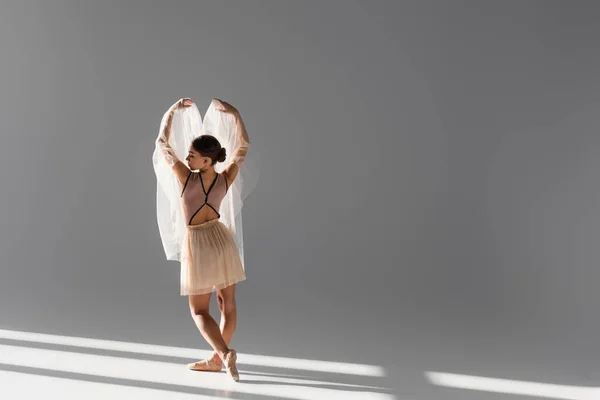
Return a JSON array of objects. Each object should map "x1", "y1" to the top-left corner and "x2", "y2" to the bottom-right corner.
[{"x1": 173, "y1": 161, "x2": 192, "y2": 187}]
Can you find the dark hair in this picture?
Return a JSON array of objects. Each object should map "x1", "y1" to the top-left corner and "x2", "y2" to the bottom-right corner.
[{"x1": 192, "y1": 135, "x2": 226, "y2": 165}]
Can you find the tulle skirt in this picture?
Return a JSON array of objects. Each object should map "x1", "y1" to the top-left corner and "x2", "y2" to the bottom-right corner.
[{"x1": 180, "y1": 218, "x2": 246, "y2": 296}]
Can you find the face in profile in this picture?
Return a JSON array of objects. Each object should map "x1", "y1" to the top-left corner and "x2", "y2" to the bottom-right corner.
[{"x1": 185, "y1": 147, "x2": 211, "y2": 171}]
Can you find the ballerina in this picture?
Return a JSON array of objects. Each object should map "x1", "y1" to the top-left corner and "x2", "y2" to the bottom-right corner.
[{"x1": 153, "y1": 97, "x2": 257, "y2": 382}]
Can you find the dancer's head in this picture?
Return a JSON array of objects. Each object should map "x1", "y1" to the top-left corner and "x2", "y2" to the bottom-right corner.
[{"x1": 186, "y1": 135, "x2": 227, "y2": 171}]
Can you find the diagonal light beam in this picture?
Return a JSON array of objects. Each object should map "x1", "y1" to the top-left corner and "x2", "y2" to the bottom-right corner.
[
  {"x1": 426, "y1": 371, "x2": 596, "y2": 400},
  {"x1": 0, "y1": 369, "x2": 228, "y2": 400},
  {"x1": 0, "y1": 329, "x2": 384, "y2": 377},
  {"x1": 0, "y1": 343, "x2": 395, "y2": 400}
]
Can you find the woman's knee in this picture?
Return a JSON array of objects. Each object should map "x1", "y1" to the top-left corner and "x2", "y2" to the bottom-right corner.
[
  {"x1": 222, "y1": 298, "x2": 236, "y2": 315},
  {"x1": 217, "y1": 285, "x2": 236, "y2": 314},
  {"x1": 188, "y1": 294, "x2": 211, "y2": 317},
  {"x1": 190, "y1": 305, "x2": 210, "y2": 318},
  {"x1": 217, "y1": 294, "x2": 224, "y2": 313}
]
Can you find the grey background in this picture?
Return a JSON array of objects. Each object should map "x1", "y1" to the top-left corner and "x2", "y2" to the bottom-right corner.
[{"x1": 1, "y1": 0, "x2": 600, "y2": 398}]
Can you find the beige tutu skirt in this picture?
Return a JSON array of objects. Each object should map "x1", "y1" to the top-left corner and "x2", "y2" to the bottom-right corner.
[{"x1": 180, "y1": 219, "x2": 246, "y2": 296}]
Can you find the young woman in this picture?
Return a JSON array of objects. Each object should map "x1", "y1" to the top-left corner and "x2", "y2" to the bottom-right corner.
[{"x1": 153, "y1": 97, "x2": 254, "y2": 382}]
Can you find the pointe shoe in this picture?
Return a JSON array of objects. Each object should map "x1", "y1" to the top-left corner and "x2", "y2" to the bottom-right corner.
[
  {"x1": 187, "y1": 357, "x2": 223, "y2": 372},
  {"x1": 223, "y1": 349, "x2": 239, "y2": 382}
]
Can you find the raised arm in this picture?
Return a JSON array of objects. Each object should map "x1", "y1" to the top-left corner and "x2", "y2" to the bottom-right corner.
[
  {"x1": 157, "y1": 98, "x2": 193, "y2": 186},
  {"x1": 214, "y1": 99, "x2": 249, "y2": 184}
]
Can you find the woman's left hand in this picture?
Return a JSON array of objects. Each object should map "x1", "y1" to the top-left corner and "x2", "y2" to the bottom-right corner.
[
  {"x1": 214, "y1": 98, "x2": 238, "y2": 115},
  {"x1": 177, "y1": 98, "x2": 194, "y2": 109}
]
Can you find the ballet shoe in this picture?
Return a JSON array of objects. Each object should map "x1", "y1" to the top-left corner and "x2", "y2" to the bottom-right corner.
[
  {"x1": 223, "y1": 349, "x2": 239, "y2": 382},
  {"x1": 187, "y1": 357, "x2": 223, "y2": 372}
]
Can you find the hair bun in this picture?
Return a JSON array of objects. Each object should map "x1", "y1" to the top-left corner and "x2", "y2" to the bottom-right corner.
[{"x1": 217, "y1": 147, "x2": 227, "y2": 163}]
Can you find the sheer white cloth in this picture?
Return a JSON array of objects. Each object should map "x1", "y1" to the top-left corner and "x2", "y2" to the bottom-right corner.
[{"x1": 152, "y1": 99, "x2": 259, "y2": 264}]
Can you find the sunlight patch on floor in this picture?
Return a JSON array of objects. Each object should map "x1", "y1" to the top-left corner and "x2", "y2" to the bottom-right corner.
[
  {"x1": 426, "y1": 371, "x2": 596, "y2": 400},
  {"x1": 0, "y1": 329, "x2": 395, "y2": 400},
  {"x1": 0, "y1": 329, "x2": 383, "y2": 376},
  {"x1": 0, "y1": 369, "x2": 227, "y2": 400}
]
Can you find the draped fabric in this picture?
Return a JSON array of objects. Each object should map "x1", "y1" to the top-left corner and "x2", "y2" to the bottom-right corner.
[{"x1": 152, "y1": 99, "x2": 259, "y2": 264}]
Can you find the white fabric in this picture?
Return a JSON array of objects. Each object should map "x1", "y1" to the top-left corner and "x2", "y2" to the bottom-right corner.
[{"x1": 152, "y1": 99, "x2": 259, "y2": 264}]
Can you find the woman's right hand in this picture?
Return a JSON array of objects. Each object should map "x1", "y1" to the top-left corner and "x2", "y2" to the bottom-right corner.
[
  {"x1": 213, "y1": 98, "x2": 238, "y2": 115},
  {"x1": 173, "y1": 98, "x2": 193, "y2": 110}
]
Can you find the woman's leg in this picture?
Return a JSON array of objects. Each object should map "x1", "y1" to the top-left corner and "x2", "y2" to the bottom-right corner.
[
  {"x1": 218, "y1": 284, "x2": 238, "y2": 345},
  {"x1": 208, "y1": 284, "x2": 238, "y2": 365},
  {"x1": 188, "y1": 293, "x2": 229, "y2": 362}
]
